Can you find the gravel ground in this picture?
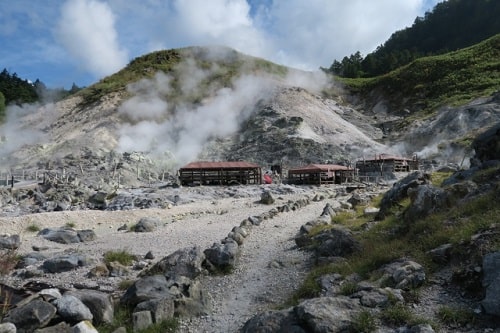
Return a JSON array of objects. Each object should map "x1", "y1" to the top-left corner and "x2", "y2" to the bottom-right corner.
[{"x1": 1, "y1": 184, "x2": 332, "y2": 332}]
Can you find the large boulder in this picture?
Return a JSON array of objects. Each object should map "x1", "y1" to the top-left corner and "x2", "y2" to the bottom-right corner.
[
  {"x1": 376, "y1": 171, "x2": 430, "y2": 220},
  {"x1": 142, "y1": 246, "x2": 205, "y2": 280},
  {"x1": 204, "y1": 240, "x2": 239, "y2": 271},
  {"x1": 312, "y1": 226, "x2": 361, "y2": 258},
  {"x1": 66, "y1": 289, "x2": 114, "y2": 325},
  {"x1": 403, "y1": 184, "x2": 448, "y2": 222},
  {"x1": 120, "y1": 275, "x2": 172, "y2": 307},
  {"x1": 42, "y1": 254, "x2": 89, "y2": 273},
  {"x1": 53, "y1": 294, "x2": 93, "y2": 323},
  {"x1": 294, "y1": 296, "x2": 361, "y2": 333},
  {"x1": 4, "y1": 299, "x2": 57, "y2": 332}
]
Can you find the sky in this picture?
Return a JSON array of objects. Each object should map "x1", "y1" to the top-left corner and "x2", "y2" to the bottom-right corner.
[{"x1": 0, "y1": 0, "x2": 444, "y2": 89}]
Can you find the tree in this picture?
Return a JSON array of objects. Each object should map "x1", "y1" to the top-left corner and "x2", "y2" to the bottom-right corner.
[{"x1": 0, "y1": 91, "x2": 5, "y2": 120}]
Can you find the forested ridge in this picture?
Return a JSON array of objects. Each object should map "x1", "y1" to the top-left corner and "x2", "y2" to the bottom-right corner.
[{"x1": 325, "y1": 0, "x2": 500, "y2": 78}]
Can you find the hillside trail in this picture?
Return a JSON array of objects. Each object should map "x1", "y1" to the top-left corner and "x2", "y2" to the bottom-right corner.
[{"x1": 179, "y1": 198, "x2": 327, "y2": 333}]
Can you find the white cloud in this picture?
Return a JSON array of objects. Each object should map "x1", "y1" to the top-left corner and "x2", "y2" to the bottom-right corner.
[{"x1": 55, "y1": 0, "x2": 128, "y2": 78}]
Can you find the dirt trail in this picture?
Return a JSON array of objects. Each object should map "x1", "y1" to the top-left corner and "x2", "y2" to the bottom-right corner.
[{"x1": 179, "y1": 199, "x2": 326, "y2": 333}]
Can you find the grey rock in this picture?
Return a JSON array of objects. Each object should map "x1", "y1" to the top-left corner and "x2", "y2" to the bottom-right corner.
[
  {"x1": 38, "y1": 228, "x2": 80, "y2": 244},
  {"x1": 70, "y1": 321, "x2": 98, "y2": 333},
  {"x1": 240, "y1": 309, "x2": 306, "y2": 333},
  {"x1": 4, "y1": 299, "x2": 57, "y2": 333},
  {"x1": 0, "y1": 323, "x2": 16, "y2": 333},
  {"x1": 76, "y1": 230, "x2": 96, "y2": 242},
  {"x1": 380, "y1": 260, "x2": 426, "y2": 290},
  {"x1": 204, "y1": 241, "x2": 239, "y2": 270},
  {"x1": 404, "y1": 185, "x2": 447, "y2": 222},
  {"x1": 135, "y1": 298, "x2": 174, "y2": 323},
  {"x1": 376, "y1": 171, "x2": 430, "y2": 220},
  {"x1": 313, "y1": 226, "x2": 361, "y2": 258},
  {"x1": 320, "y1": 203, "x2": 336, "y2": 217},
  {"x1": 260, "y1": 191, "x2": 275, "y2": 204},
  {"x1": 0, "y1": 234, "x2": 21, "y2": 250},
  {"x1": 143, "y1": 246, "x2": 205, "y2": 280},
  {"x1": 133, "y1": 217, "x2": 161, "y2": 232},
  {"x1": 294, "y1": 296, "x2": 361, "y2": 333},
  {"x1": 107, "y1": 261, "x2": 130, "y2": 277},
  {"x1": 427, "y1": 243, "x2": 453, "y2": 264},
  {"x1": 34, "y1": 321, "x2": 71, "y2": 333},
  {"x1": 132, "y1": 311, "x2": 153, "y2": 331},
  {"x1": 120, "y1": 275, "x2": 172, "y2": 307},
  {"x1": 481, "y1": 251, "x2": 500, "y2": 316},
  {"x1": 248, "y1": 215, "x2": 262, "y2": 226},
  {"x1": 66, "y1": 290, "x2": 114, "y2": 325},
  {"x1": 54, "y1": 294, "x2": 93, "y2": 323},
  {"x1": 43, "y1": 254, "x2": 86, "y2": 273}
]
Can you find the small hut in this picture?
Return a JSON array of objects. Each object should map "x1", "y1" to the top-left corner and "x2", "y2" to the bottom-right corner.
[
  {"x1": 356, "y1": 154, "x2": 419, "y2": 174},
  {"x1": 178, "y1": 161, "x2": 262, "y2": 186},
  {"x1": 287, "y1": 164, "x2": 354, "y2": 185}
]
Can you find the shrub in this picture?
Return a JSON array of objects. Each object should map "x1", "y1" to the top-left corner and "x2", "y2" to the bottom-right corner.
[
  {"x1": 350, "y1": 310, "x2": 376, "y2": 333},
  {"x1": 25, "y1": 224, "x2": 41, "y2": 232},
  {"x1": 339, "y1": 281, "x2": 358, "y2": 296},
  {"x1": 437, "y1": 305, "x2": 475, "y2": 327},
  {"x1": 104, "y1": 249, "x2": 135, "y2": 266}
]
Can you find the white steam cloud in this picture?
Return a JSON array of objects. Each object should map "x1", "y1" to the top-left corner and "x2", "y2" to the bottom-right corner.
[
  {"x1": 56, "y1": 0, "x2": 128, "y2": 78},
  {"x1": 116, "y1": 60, "x2": 277, "y2": 167},
  {"x1": 0, "y1": 103, "x2": 54, "y2": 168}
]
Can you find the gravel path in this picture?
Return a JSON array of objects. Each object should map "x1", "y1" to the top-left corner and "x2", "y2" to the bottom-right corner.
[
  {"x1": 179, "y1": 198, "x2": 326, "y2": 332},
  {"x1": 1, "y1": 184, "x2": 329, "y2": 332}
]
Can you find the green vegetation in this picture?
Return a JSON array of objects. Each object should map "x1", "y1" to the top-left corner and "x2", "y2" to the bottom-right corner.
[
  {"x1": 25, "y1": 223, "x2": 41, "y2": 233},
  {"x1": 103, "y1": 249, "x2": 136, "y2": 266},
  {"x1": 65, "y1": 221, "x2": 76, "y2": 228},
  {"x1": 290, "y1": 170, "x2": 500, "y2": 308},
  {"x1": 437, "y1": 305, "x2": 476, "y2": 327},
  {"x1": 380, "y1": 304, "x2": 427, "y2": 327},
  {"x1": 77, "y1": 46, "x2": 288, "y2": 106},
  {"x1": 97, "y1": 306, "x2": 179, "y2": 333},
  {"x1": 338, "y1": 34, "x2": 500, "y2": 115},
  {"x1": 325, "y1": 0, "x2": 500, "y2": 77},
  {"x1": 350, "y1": 310, "x2": 376, "y2": 333}
]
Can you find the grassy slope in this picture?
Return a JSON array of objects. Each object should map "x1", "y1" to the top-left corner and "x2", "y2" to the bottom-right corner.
[
  {"x1": 339, "y1": 33, "x2": 500, "y2": 115},
  {"x1": 76, "y1": 46, "x2": 288, "y2": 106}
]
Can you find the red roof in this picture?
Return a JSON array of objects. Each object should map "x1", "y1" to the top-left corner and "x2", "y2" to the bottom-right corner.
[
  {"x1": 179, "y1": 161, "x2": 261, "y2": 170},
  {"x1": 288, "y1": 164, "x2": 352, "y2": 173}
]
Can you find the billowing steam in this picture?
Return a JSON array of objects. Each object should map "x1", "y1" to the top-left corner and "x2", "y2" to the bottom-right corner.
[
  {"x1": 0, "y1": 103, "x2": 54, "y2": 169},
  {"x1": 116, "y1": 59, "x2": 278, "y2": 167}
]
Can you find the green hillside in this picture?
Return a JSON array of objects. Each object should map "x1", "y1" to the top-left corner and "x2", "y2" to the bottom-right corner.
[
  {"x1": 78, "y1": 46, "x2": 288, "y2": 106},
  {"x1": 339, "y1": 33, "x2": 500, "y2": 115}
]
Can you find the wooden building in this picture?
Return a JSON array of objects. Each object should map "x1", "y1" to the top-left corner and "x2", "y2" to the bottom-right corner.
[
  {"x1": 356, "y1": 154, "x2": 419, "y2": 174},
  {"x1": 287, "y1": 164, "x2": 354, "y2": 185},
  {"x1": 178, "y1": 161, "x2": 262, "y2": 186}
]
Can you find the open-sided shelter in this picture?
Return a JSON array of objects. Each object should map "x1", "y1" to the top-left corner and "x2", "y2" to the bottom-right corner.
[
  {"x1": 287, "y1": 164, "x2": 354, "y2": 185},
  {"x1": 178, "y1": 161, "x2": 262, "y2": 186},
  {"x1": 356, "y1": 154, "x2": 419, "y2": 174}
]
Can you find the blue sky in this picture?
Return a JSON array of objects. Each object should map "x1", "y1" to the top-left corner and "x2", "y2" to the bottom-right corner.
[{"x1": 0, "y1": 0, "x2": 444, "y2": 89}]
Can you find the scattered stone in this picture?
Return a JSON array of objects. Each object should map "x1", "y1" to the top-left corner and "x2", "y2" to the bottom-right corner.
[{"x1": 0, "y1": 234, "x2": 21, "y2": 250}]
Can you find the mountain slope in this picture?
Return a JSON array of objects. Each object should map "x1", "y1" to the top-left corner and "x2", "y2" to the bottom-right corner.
[{"x1": 0, "y1": 47, "x2": 387, "y2": 183}]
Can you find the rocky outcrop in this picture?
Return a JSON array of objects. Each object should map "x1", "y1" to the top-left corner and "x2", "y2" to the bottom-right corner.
[
  {"x1": 376, "y1": 171, "x2": 430, "y2": 220},
  {"x1": 481, "y1": 251, "x2": 500, "y2": 316}
]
